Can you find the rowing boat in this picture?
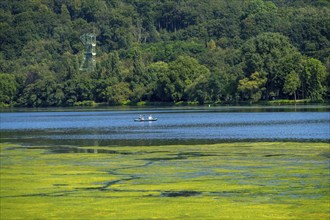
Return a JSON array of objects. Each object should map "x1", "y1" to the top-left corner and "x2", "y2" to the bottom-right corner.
[{"x1": 134, "y1": 118, "x2": 158, "y2": 122}]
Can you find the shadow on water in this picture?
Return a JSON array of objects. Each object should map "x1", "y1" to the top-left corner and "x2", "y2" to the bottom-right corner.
[
  {"x1": 26, "y1": 145, "x2": 134, "y2": 155},
  {"x1": 2, "y1": 135, "x2": 329, "y2": 147},
  {"x1": 161, "y1": 191, "x2": 202, "y2": 197}
]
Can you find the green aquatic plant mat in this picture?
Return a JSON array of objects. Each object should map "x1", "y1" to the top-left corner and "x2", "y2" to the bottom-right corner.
[{"x1": 1, "y1": 142, "x2": 329, "y2": 219}]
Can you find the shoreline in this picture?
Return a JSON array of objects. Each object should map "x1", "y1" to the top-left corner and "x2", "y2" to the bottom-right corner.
[{"x1": 1, "y1": 99, "x2": 330, "y2": 109}]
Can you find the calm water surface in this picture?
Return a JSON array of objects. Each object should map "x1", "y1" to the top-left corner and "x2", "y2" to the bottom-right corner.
[{"x1": 1, "y1": 106, "x2": 329, "y2": 146}]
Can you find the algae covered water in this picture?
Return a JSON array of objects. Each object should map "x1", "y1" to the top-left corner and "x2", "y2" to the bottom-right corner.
[
  {"x1": 1, "y1": 106, "x2": 329, "y2": 146},
  {"x1": 1, "y1": 142, "x2": 329, "y2": 219}
]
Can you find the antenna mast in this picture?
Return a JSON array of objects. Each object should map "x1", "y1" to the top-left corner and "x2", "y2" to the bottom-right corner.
[{"x1": 79, "y1": 33, "x2": 96, "y2": 72}]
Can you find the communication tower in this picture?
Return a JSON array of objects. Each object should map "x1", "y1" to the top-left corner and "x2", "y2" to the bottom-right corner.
[{"x1": 79, "y1": 33, "x2": 96, "y2": 71}]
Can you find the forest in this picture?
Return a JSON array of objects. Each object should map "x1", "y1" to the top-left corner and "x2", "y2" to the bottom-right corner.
[{"x1": 0, "y1": 0, "x2": 329, "y2": 107}]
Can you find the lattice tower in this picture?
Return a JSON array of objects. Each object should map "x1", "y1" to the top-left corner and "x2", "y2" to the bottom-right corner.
[{"x1": 79, "y1": 33, "x2": 96, "y2": 71}]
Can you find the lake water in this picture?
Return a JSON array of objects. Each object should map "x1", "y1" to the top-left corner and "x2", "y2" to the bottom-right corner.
[{"x1": 1, "y1": 106, "x2": 329, "y2": 146}]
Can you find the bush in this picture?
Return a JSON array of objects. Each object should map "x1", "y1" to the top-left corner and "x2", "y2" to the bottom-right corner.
[{"x1": 73, "y1": 101, "x2": 96, "y2": 106}]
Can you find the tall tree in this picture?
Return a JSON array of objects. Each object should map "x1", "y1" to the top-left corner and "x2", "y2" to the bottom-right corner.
[
  {"x1": 302, "y1": 58, "x2": 327, "y2": 101},
  {"x1": 168, "y1": 55, "x2": 210, "y2": 102},
  {"x1": 238, "y1": 71, "x2": 267, "y2": 102},
  {"x1": 283, "y1": 71, "x2": 301, "y2": 101},
  {"x1": 129, "y1": 48, "x2": 148, "y2": 102},
  {"x1": 241, "y1": 32, "x2": 303, "y2": 99},
  {"x1": 0, "y1": 74, "x2": 17, "y2": 105}
]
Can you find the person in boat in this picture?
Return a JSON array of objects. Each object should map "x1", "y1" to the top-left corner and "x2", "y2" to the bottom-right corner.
[{"x1": 148, "y1": 115, "x2": 153, "y2": 120}]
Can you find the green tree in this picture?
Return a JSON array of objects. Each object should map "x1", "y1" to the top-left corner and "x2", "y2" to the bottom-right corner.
[
  {"x1": 238, "y1": 72, "x2": 267, "y2": 102},
  {"x1": 207, "y1": 39, "x2": 217, "y2": 50},
  {"x1": 283, "y1": 71, "x2": 301, "y2": 101},
  {"x1": 241, "y1": 32, "x2": 303, "y2": 99},
  {"x1": 60, "y1": 4, "x2": 71, "y2": 22},
  {"x1": 302, "y1": 58, "x2": 327, "y2": 101},
  {"x1": 168, "y1": 55, "x2": 210, "y2": 102},
  {"x1": 1, "y1": 0, "x2": 329, "y2": 107},
  {"x1": 54, "y1": 52, "x2": 79, "y2": 80},
  {"x1": 98, "y1": 51, "x2": 122, "y2": 81},
  {"x1": 104, "y1": 82, "x2": 131, "y2": 105},
  {"x1": 207, "y1": 73, "x2": 223, "y2": 103},
  {"x1": 286, "y1": 7, "x2": 330, "y2": 61},
  {"x1": 128, "y1": 48, "x2": 149, "y2": 102},
  {"x1": 111, "y1": 51, "x2": 121, "y2": 80},
  {"x1": 148, "y1": 61, "x2": 171, "y2": 102},
  {"x1": 18, "y1": 77, "x2": 64, "y2": 107},
  {"x1": 63, "y1": 76, "x2": 95, "y2": 106},
  {"x1": 186, "y1": 74, "x2": 210, "y2": 104},
  {"x1": 0, "y1": 74, "x2": 17, "y2": 105},
  {"x1": 241, "y1": 0, "x2": 279, "y2": 39}
]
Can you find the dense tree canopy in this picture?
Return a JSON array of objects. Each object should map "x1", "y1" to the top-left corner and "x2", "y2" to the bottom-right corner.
[{"x1": 0, "y1": 0, "x2": 329, "y2": 106}]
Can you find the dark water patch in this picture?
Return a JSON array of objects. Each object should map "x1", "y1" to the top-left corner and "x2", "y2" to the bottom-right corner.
[
  {"x1": 100, "y1": 180, "x2": 122, "y2": 189},
  {"x1": 3, "y1": 146, "x2": 25, "y2": 150},
  {"x1": 264, "y1": 154, "x2": 288, "y2": 157},
  {"x1": 1, "y1": 190, "x2": 78, "y2": 198},
  {"x1": 158, "y1": 119, "x2": 330, "y2": 130},
  {"x1": 319, "y1": 152, "x2": 330, "y2": 158},
  {"x1": 99, "y1": 177, "x2": 136, "y2": 191},
  {"x1": 81, "y1": 180, "x2": 125, "y2": 191},
  {"x1": 79, "y1": 176, "x2": 139, "y2": 192},
  {"x1": 2, "y1": 135, "x2": 329, "y2": 147},
  {"x1": 161, "y1": 191, "x2": 202, "y2": 197},
  {"x1": 25, "y1": 146, "x2": 135, "y2": 155},
  {"x1": 24, "y1": 145, "x2": 172, "y2": 156},
  {"x1": 141, "y1": 161, "x2": 154, "y2": 167},
  {"x1": 52, "y1": 172, "x2": 103, "y2": 176},
  {"x1": 177, "y1": 152, "x2": 217, "y2": 157},
  {"x1": 53, "y1": 184, "x2": 68, "y2": 186},
  {"x1": 49, "y1": 147, "x2": 122, "y2": 155},
  {"x1": 143, "y1": 152, "x2": 218, "y2": 162}
]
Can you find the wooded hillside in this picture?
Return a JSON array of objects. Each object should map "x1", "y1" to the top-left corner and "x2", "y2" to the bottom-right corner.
[{"x1": 1, "y1": 0, "x2": 329, "y2": 107}]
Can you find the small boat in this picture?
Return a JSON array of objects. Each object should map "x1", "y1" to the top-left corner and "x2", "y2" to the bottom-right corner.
[{"x1": 134, "y1": 117, "x2": 158, "y2": 122}]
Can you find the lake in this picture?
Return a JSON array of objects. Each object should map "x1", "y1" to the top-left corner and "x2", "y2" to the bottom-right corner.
[{"x1": 1, "y1": 105, "x2": 329, "y2": 146}]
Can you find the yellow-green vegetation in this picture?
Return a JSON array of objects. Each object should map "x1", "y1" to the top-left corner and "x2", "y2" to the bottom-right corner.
[{"x1": 1, "y1": 142, "x2": 329, "y2": 219}]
